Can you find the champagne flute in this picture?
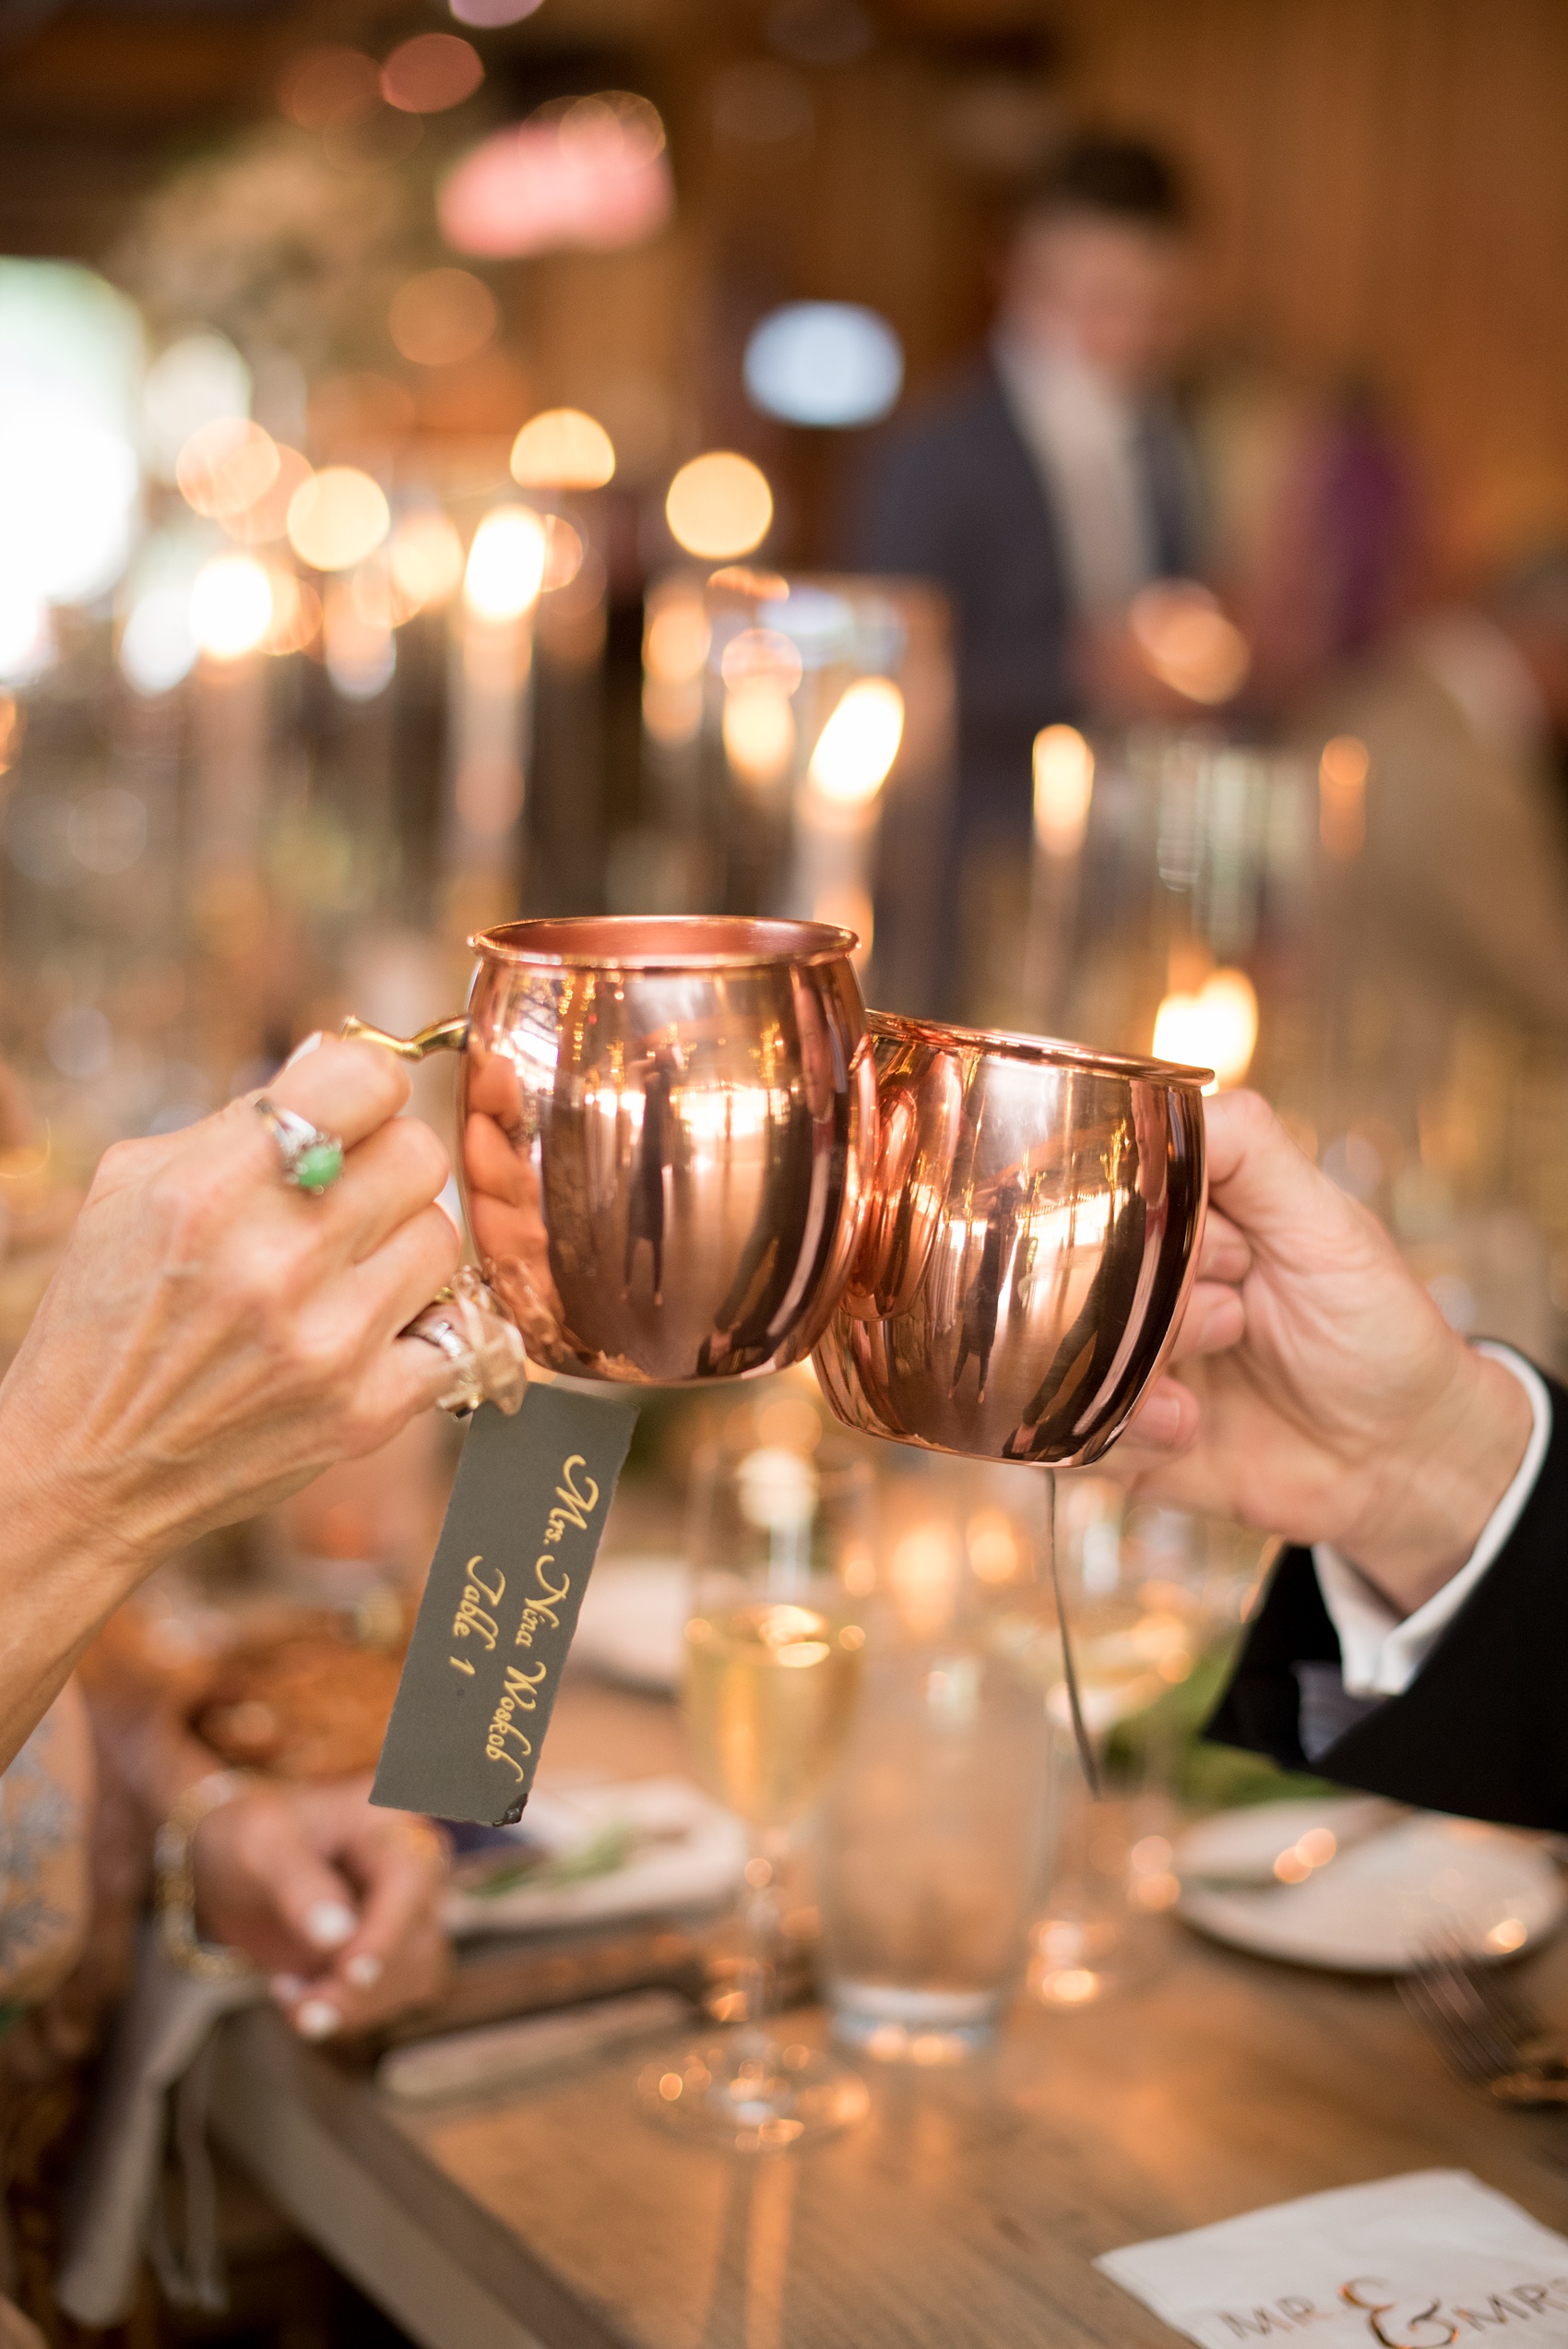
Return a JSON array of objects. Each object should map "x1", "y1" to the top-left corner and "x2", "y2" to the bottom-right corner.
[{"x1": 639, "y1": 1413, "x2": 874, "y2": 2151}]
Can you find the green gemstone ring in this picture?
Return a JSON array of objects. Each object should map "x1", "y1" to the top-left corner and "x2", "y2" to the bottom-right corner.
[{"x1": 255, "y1": 1097, "x2": 345, "y2": 1196}]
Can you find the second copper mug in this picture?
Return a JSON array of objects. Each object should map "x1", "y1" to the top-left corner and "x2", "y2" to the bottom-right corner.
[
  {"x1": 813, "y1": 1013, "x2": 1210, "y2": 1466},
  {"x1": 348, "y1": 916, "x2": 875, "y2": 1389}
]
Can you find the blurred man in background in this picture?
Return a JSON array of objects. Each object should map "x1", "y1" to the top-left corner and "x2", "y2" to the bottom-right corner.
[{"x1": 856, "y1": 135, "x2": 1199, "y2": 860}]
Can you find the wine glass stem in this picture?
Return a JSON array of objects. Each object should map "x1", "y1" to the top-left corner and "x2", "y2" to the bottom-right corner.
[{"x1": 736, "y1": 1826, "x2": 790, "y2": 2047}]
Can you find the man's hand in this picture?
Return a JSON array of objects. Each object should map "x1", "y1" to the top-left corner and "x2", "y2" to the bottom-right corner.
[
  {"x1": 1107, "y1": 1091, "x2": 1534, "y2": 1616},
  {"x1": 192, "y1": 1776, "x2": 448, "y2": 2038}
]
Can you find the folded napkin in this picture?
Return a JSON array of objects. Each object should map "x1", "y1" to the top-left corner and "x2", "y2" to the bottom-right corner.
[
  {"x1": 54, "y1": 1924, "x2": 262, "y2": 2329},
  {"x1": 1098, "y1": 2170, "x2": 1568, "y2": 2347}
]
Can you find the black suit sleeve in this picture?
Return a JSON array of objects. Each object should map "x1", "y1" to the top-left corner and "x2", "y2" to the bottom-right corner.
[{"x1": 1206, "y1": 1366, "x2": 1568, "y2": 1831}]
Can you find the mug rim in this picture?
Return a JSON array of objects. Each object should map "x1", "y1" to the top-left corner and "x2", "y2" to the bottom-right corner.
[
  {"x1": 470, "y1": 915, "x2": 859, "y2": 971},
  {"x1": 869, "y1": 1008, "x2": 1213, "y2": 1088}
]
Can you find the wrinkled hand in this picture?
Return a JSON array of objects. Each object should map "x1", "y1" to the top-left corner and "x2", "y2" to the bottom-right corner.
[
  {"x1": 193, "y1": 1776, "x2": 448, "y2": 2039},
  {"x1": 1107, "y1": 1091, "x2": 1533, "y2": 1614},
  {"x1": 0, "y1": 1038, "x2": 459, "y2": 1763},
  {"x1": 12, "y1": 1036, "x2": 460, "y2": 1544}
]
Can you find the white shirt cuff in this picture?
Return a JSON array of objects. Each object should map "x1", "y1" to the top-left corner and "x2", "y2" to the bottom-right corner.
[{"x1": 1312, "y1": 1342, "x2": 1552, "y2": 1699}]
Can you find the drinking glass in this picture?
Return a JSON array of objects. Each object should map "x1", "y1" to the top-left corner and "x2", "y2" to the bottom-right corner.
[
  {"x1": 638, "y1": 1412, "x2": 875, "y2": 2151},
  {"x1": 814, "y1": 1461, "x2": 1055, "y2": 2059}
]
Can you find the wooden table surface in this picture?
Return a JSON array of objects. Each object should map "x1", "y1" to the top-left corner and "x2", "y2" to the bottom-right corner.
[{"x1": 210, "y1": 1676, "x2": 1568, "y2": 2349}]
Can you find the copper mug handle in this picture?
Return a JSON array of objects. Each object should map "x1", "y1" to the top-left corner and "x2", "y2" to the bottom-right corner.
[{"x1": 341, "y1": 1014, "x2": 528, "y2": 1418}]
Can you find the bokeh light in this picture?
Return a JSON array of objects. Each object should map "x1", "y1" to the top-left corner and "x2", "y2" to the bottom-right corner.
[
  {"x1": 189, "y1": 554, "x2": 274, "y2": 662},
  {"x1": 1319, "y1": 733, "x2": 1371, "y2": 861},
  {"x1": 350, "y1": 551, "x2": 418, "y2": 632},
  {"x1": 743, "y1": 302, "x2": 904, "y2": 427},
  {"x1": 723, "y1": 683, "x2": 796, "y2": 788},
  {"x1": 287, "y1": 467, "x2": 391, "y2": 572},
  {"x1": 0, "y1": 593, "x2": 53, "y2": 686},
  {"x1": 643, "y1": 589, "x2": 710, "y2": 684},
  {"x1": 388, "y1": 268, "x2": 497, "y2": 367},
  {"x1": 807, "y1": 677, "x2": 904, "y2": 805},
  {"x1": 540, "y1": 517, "x2": 586, "y2": 592},
  {"x1": 1129, "y1": 581, "x2": 1251, "y2": 706},
  {"x1": 642, "y1": 679, "x2": 702, "y2": 746},
  {"x1": 665, "y1": 452, "x2": 773, "y2": 560},
  {"x1": 464, "y1": 506, "x2": 547, "y2": 622},
  {"x1": 0, "y1": 261, "x2": 140, "y2": 627},
  {"x1": 119, "y1": 524, "x2": 211, "y2": 694},
  {"x1": 721, "y1": 627, "x2": 802, "y2": 695},
  {"x1": 325, "y1": 578, "x2": 395, "y2": 699},
  {"x1": 261, "y1": 567, "x2": 321, "y2": 656},
  {"x1": 143, "y1": 331, "x2": 250, "y2": 482},
  {"x1": 223, "y1": 445, "x2": 313, "y2": 546},
  {"x1": 1032, "y1": 724, "x2": 1095, "y2": 856},
  {"x1": 641, "y1": 582, "x2": 708, "y2": 746},
  {"x1": 120, "y1": 587, "x2": 197, "y2": 696},
  {"x1": 440, "y1": 94, "x2": 672, "y2": 258},
  {"x1": 709, "y1": 564, "x2": 790, "y2": 602},
  {"x1": 382, "y1": 33, "x2": 483, "y2": 113},
  {"x1": 0, "y1": 423, "x2": 137, "y2": 608},
  {"x1": 388, "y1": 509, "x2": 466, "y2": 610},
  {"x1": 1152, "y1": 968, "x2": 1257, "y2": 1091},
  {"x1": 277, "y1": 45, "x2": 380, "y2": 129},
  {"x1": 449, "y1": 0, "x2": 542, "y2": 20},
  {"x1": 176, "y1": 418, "x2": 279, "y2": 520},
  {"x1": 510, "y1": 408, "x2": 616, "y2": 490}
]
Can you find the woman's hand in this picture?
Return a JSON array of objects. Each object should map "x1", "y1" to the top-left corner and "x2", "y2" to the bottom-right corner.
[
  {"x1": 1107, "y1": 1090, "x2": 1534, "y2": 1615},
  {"x1": 0, "y1": 1038, "x2": 459, "y2": 1764},
  {"x1": 192, "y1": 1778, "x2": 448, "y2": 2038}
]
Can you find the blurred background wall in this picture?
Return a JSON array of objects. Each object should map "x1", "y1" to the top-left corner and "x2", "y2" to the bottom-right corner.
[{"x1": 5, "y1": 0, "x2": 1568, "y2": 582}]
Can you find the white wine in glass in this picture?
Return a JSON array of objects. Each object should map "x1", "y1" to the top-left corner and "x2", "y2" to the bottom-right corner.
[
  {"x1": 684, "y1": 1600, "x2": 866, "y2": 1830},
  {"x1": 639, "y1": 1418, "x2": 874, "y2": 2152}
]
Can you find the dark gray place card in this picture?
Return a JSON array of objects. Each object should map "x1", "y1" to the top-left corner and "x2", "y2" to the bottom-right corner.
[{"x1": 372, "y1": 1385, "x2": 639, "y2": 1826}]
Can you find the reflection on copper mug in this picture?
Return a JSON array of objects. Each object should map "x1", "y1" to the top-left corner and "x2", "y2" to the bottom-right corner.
[
  {"x1": 348, "y1": 917, "x2": 875, "y2": 1389},
  {"x1": 812, "y1": 1013, "x2": 1209, "y2": 1466}
]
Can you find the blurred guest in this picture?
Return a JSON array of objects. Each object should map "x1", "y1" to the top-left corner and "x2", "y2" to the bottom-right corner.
[
  {"x1": 1198, "y1": 365, "x2": 1420, "y2": 707},
  {"x1": 1296, "y1": 547, "x2": 1568, "y2": 1033},
  {"x1": 854, "y1": 135, "x2": 1200, "y2": 863}
]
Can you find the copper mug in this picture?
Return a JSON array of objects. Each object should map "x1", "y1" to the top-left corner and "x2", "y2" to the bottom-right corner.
[
  {"x1": 347, "y1": 916, "x2": 876, "y2": 1397},
  {"x1": 812, "y1": 1013, "x2": 1210, "y2": 1467}
]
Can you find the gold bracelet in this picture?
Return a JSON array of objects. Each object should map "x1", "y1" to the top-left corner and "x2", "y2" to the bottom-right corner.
[{"x1": 153, "y1": 1770, "x2": 258, "y2": 1982}]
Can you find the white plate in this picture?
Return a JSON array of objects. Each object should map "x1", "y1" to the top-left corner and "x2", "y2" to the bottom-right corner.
[
  {"x1": 445, "y1": 1775, "x2": 745, "y2": 1939},
  {"x1": 1174, "y1": 1795, "x2": 1398, "y2": 1885},
  {"x1": 570, "y1": 1556, "x2": 687, "y2": 1693},
  {"x1": 1175, "y1": 1799, "x2": 1566, "y2": 1973}
]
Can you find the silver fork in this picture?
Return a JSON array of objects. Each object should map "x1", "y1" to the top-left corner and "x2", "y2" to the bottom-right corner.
[{"x1": 1403, "y1": 1942, "x2": 1568, "y2": 2106}]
